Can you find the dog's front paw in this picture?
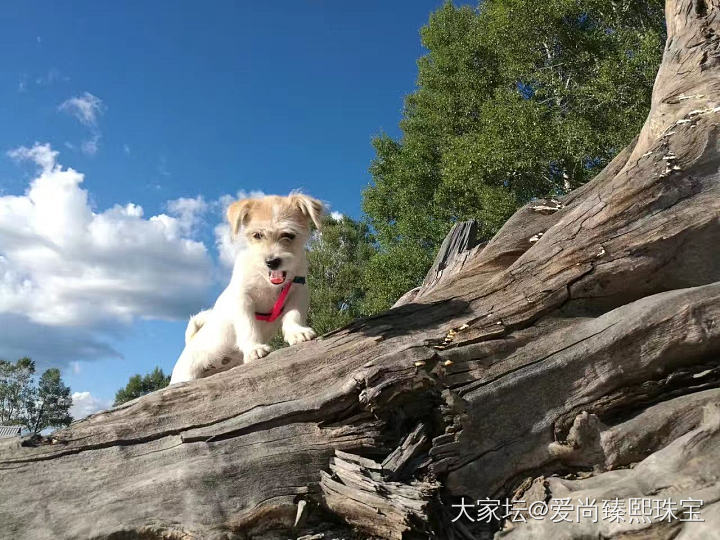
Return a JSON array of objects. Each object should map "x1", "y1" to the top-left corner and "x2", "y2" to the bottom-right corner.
[
  {"x1": 244, "y1": 343, "x2": 272, "y2": 362},
  {"x1": 284, "y1": 326, "x2": 317, "y2": 346}
]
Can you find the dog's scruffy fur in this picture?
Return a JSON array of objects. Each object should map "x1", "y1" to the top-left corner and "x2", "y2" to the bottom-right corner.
[{"x1": 170, "y1": 193, "x2": 323, "y2": 384}]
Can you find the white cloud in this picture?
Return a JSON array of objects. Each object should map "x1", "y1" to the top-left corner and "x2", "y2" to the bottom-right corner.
[
  {"x1": 213, "y1": 190, "x2": 266, "y2": 268},
  {"x1": 330, "y1": 211, "x2": 344, "y2": 221},
  {"x1": 59, "y1": 92, "x2": 104, "y2": 127},
  {"x1": 0, "y1": 313, "x2": 121, "y2": 368},
  {"x1": 59, "y1": 92, "x2": 104, "y2": 155},
  {"x1": 214, "y1": 222, "x2": 240, "y2": 268},
  {"x1": 1, "y1": 143, "x2": 214, "y2": 331},
  {"x1": 8, "y1": 143, "x2": 58, "y2": 172},
  {"x1": 167, "y1": 196, "x2": 208, "y2": 235},
  {"x1": 70, "y1": 391, "x2": 112, "y2": 420},
  {"x1": 81, "y1": 134, "x2": 101, "y2": 156},
  {"x1": 0, "y1": 163, "x2": 316, "y2": 371}
]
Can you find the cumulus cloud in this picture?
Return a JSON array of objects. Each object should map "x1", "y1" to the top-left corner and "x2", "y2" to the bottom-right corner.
[
  {"x1": 0, "y1": 144, "x2": 213, "y2": 363},
  {"x1": 167, "y1": 196, "x2": 208, "y2": 235},
  {"x1": 8, "y1": 143, "x2": 59, "y2": 172},
  {"x1": 330, "y1": 211, "x2": 344, "y2": 221},
  {"x1": 214, "y1": 190, "x2": 266, "y2": 268},
  {"x1": 70, "y1": 391, "x2": 112, "y2": 420},
  {"x1": 214, "y1": 223, "x2": 238, "y2": 268}
]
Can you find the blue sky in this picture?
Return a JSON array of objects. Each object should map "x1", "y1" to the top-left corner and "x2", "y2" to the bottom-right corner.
[{"x1": 0, "y1": 1, "x2": 448, "y2": 416}]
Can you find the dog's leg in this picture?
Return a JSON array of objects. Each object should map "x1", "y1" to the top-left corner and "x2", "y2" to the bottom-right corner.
[
  {"x1": 282, "y1": 309, "x2": 317, "y2": 345},
  {"x1": 170, "y1": 348, "x2": 199, "y2": 384},
  {"x1": 281, "y1": 286, "x2": 316, "y2": 345},
  {"x1": 171, "y1": 344, "x2": 229, "y2": 384},
  {"x1": 170, "y1": 320, "x2": 234, "y2": 384},
  {"x1": 233, "y1": 303, "x2": 272, "y2": 362},
  {"x1": 244, "y1": 342, "x2": 272, "y2": 361}
]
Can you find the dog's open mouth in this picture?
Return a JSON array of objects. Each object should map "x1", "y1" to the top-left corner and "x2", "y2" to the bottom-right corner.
[{"x1": 268, "y1": 270, "x2": 287, "y2": 285}]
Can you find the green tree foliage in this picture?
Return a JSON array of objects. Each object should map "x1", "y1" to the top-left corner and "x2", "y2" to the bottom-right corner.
[
  {"x1": 362, "y1": 0, "x2": 666, "y2": 310},
  {"x1": 0, "y1": 359, "x2": 73, "y2": 433},
  {"x1": 307, "y1": 215, "x2": 377, "y2": 334},
  {"x1": 0, "y1": 357, "x2": 36, "y2": 426},
  {"x1": 25, "y1": 368, "x2": 73, "y2": 434},
  {"x1": 114, "y1": 367, "x2": 171, "y2": 406}
]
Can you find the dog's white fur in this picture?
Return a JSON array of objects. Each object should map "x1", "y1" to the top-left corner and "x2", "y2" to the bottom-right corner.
[{"x1": 170, "y1": 193, "x2": 323, "y2": 384}]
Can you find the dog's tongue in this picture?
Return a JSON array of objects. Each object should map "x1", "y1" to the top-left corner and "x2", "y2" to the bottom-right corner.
[{"x1": 269, "y1": 270, "x2": 285, "y2": 285}]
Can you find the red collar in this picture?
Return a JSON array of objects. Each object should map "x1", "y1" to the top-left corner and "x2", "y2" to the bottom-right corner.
[{"x1": 254, "y1": 276, "x2": 306, "y2": 322}]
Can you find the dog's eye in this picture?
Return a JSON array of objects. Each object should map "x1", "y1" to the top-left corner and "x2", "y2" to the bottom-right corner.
[
  {"x1": 252, "y1": 232, "x2": 264, "y2": 240},
  {"x1": 280, "y1": 233, "x2": 295, "y2": 241}
]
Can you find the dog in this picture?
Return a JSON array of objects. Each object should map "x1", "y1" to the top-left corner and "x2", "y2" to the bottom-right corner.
[{"x1": 170, "y1": 193, "x2": 323, "y2": 384}]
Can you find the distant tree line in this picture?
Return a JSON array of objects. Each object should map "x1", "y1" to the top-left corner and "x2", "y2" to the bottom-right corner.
[
  {"x1": 0, "y1": 358, "x2": 72, "y2": 433},
  {"x1": 114, "y1": 367, "x2": 170, "y2": 405}
]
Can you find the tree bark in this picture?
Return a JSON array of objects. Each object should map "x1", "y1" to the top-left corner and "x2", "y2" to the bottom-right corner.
[{"x1": 2, "y1": 1, "x2": 720, "y2": 539}]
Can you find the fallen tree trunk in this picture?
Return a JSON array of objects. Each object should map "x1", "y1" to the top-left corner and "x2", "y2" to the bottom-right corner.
[{"x1": 2, "y1": 1, "x2": 720, "y2": 539}]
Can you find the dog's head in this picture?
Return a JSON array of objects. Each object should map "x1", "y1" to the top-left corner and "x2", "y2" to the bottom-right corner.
[{"x1": 226, "y1": 193, "x2": 324, "y2": 286}]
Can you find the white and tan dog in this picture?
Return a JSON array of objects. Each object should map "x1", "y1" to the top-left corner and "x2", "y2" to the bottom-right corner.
[{"x1": 170, "y1": 193, "x2": 323, "y2": 384}]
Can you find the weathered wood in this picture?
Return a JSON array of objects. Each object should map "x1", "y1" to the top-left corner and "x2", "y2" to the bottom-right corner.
[
  {"x1": 498, "y1": 400, "x2": 720, "y2": 539},
  {"x1": 1, "y1": 1, "x2": 719, "y2": 539},
  {"x1": 319, "y1": 450, "x2": 439, "y2": 539},
  {"x1": 381, "y1": 423, "x2": 428, "y2": 481}
]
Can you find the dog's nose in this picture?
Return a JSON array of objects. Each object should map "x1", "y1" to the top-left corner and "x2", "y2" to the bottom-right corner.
[{"x1": 265, "y1": 257, "x2": 282, "y2": 270}]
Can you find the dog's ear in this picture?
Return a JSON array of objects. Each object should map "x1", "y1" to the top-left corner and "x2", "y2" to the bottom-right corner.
[
  {"x1": 227, "y1": 199, "x2": 254, "y2": 237},
  {"x1": 289, "y1": 193, "x2": 324, "y2": 230}
]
